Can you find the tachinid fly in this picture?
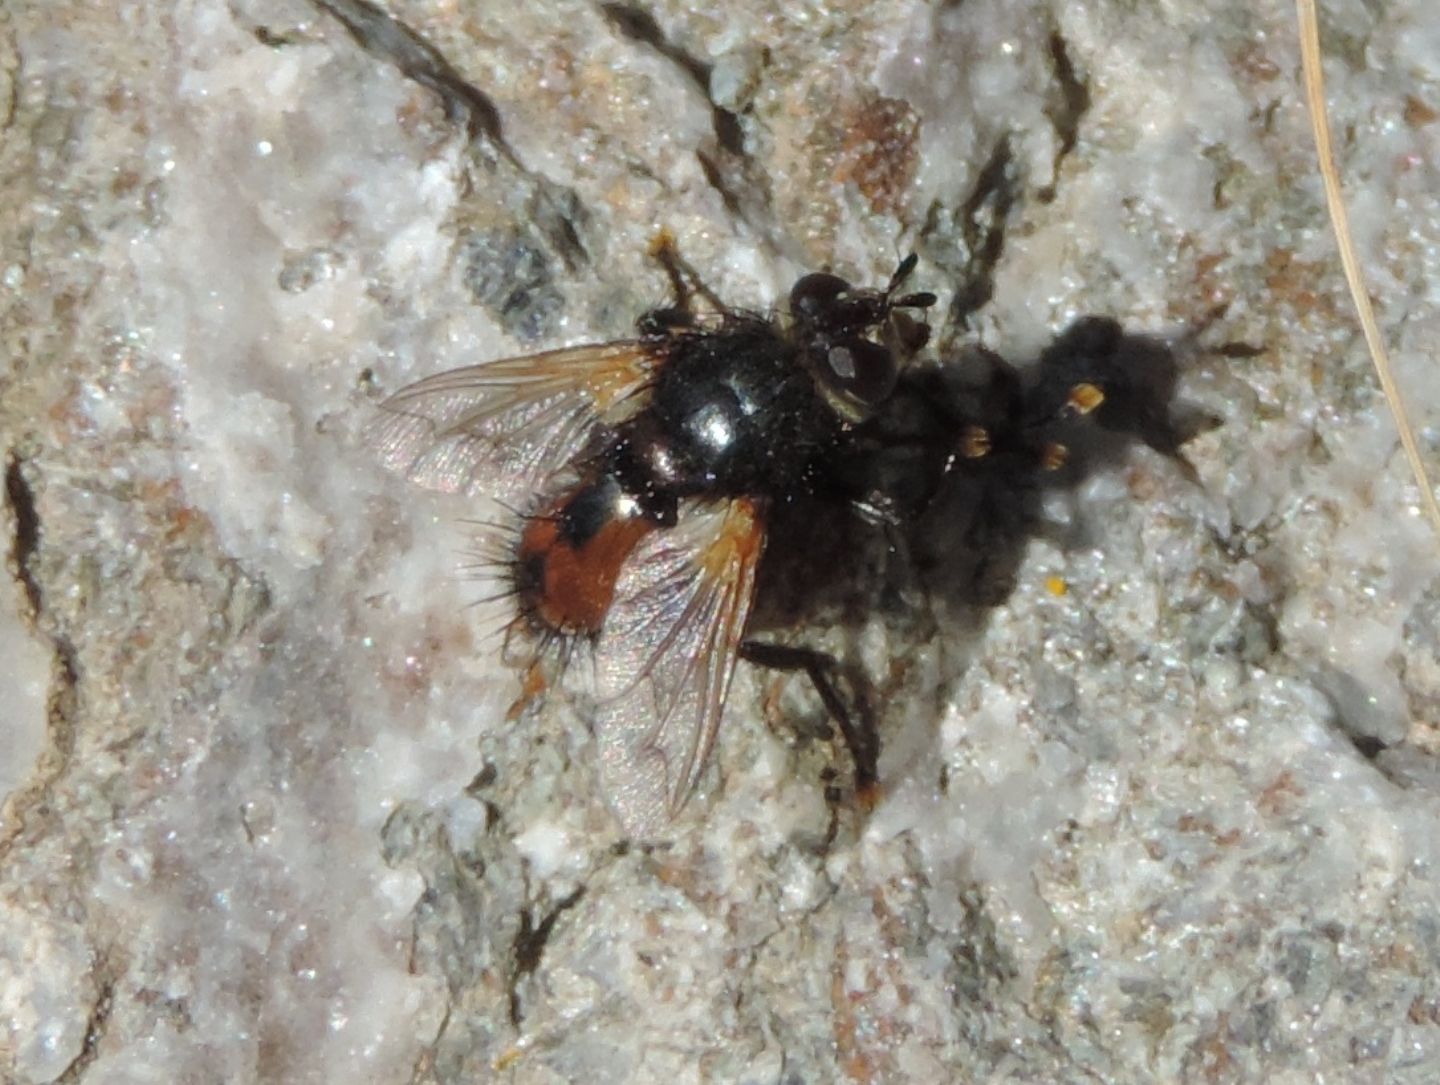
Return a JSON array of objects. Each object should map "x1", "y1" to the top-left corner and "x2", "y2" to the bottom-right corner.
[{"x1": 367, "y1": 251, "x2": 936, "y2": 835}]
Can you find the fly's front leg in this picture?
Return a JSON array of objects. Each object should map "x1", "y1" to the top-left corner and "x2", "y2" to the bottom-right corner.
[
  {"x1": 636, "y1": 231, "x2": 733, "y2": 339},
  {"x1": 739, "y1": 640, "x2": 880, "y2": 803}
]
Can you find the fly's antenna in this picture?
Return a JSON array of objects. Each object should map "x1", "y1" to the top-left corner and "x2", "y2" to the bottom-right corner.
[{"x1": 884, "y1": 254, "x2": 937, "y2": 312}]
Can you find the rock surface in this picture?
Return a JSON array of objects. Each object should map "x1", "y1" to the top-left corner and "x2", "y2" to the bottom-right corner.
[{"x1": 2, "y1": 0, "x2": 1439, "y2": 1081}]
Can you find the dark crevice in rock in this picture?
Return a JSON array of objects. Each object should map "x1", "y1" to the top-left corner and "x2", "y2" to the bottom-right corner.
[
  {"x1": 252, "y1": 24, "x2": 307, "y2": 48},
  {"x1": 4, "y1": 453, "x2": 82, "y2": 725},
  {"x1": 1314, "y1": 664, "x2": 1407, "y2": 774},
  {"x1": 409, "y1": 1003, "x2": 453, "y2": 1084},
  {"x1": 311, "y1": 0, "x2": 591, "y2": 272},
  {"x1": 313, "y1": 0, "x2": 504, "y2": 144},
  {"x1": 696, "y1": 149, "x2": 745, "y2": 218},
  {"x1": 600, "y1": 3, "x2": 745, "y2": 156},
  {"x1": 1214, "y1": 340, "x2": 1268, "y2": 358},
  {"x1": 5, "y1": 453, "x2": 41, "y2": 615},
  {"x1": 56, "y1": 975, "x2": 116, "y2": 1084},
  {"x1": 1037, "y1": 28, "x2": 1090, "y2": 204},
  {"x1": 599, "y1": 2, "x2": 780, "y2": 246},
  {"x1": 2, "y1": 46, "x2": 18, "y2": 132},
  {"x1": 465, "y1": 762, "x2": 498, "y2": 794},
  {"x1": 1350, "y1": 734, "x2": 1387, "y2": 760},
  {"x1": 0, "y1": 453, "x2": 82, "y2": 859},
  {"x1": 696, "y1": 148, "x2": 767, "y2": 245},
  {"x1": 228, "y1": 0, "x2": 307, "y2": 47},
  {"x1": 234, "y1": 9, "x2": 307, "y2": 50},
  {"x1": 941, "y1": 137, "x2": 1019, "y2": 329},
  {"x1": 508, "y1": 886, "x2": 585, "y2": 1027}
]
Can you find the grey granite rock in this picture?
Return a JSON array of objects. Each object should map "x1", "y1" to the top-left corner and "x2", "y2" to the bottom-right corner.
[{"x1": 2, "y1": 0, "x2": 1439, "y2": 1081}]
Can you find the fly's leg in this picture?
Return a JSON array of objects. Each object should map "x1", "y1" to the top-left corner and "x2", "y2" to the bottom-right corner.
[
  {"x1": 636, "y1": 230, "x2": 733, "y2": 339},
  {"x1": 739, "y1": 640, "x2": 880, "y2": 803}
]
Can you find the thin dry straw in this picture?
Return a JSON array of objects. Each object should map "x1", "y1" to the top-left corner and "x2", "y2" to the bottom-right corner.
[{"x1": 1295, "y1": 0, "x2": 1440, "y2": 544}]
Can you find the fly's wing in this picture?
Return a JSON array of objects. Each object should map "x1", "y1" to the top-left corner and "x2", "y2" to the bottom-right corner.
[
  {"x1": 592, "y1": 498, "x2": 766, "y2": 837},
  {"x1": 366, "y1": 341, "x2": 658, "y2": 504}
]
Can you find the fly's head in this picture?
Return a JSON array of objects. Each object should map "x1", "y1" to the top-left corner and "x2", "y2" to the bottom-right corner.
[{"x1": 788, "y1": 254, "x2": 937, "y2": 424}]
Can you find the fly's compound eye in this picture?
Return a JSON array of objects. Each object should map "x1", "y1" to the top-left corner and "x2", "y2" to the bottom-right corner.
[
  {"x1": 789, "y1": 272, "x2": 852, "y2": 325},
  {"x1": 814, "y1": 337, "x2": 899, "y2": 422}
]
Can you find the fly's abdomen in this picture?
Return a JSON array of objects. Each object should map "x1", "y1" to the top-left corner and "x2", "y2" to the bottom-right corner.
[{"x1": 514, "y1": 476, "x2": 655, "y2": 637}]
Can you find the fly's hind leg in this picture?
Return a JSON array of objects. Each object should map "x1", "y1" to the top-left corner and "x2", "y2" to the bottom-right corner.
[{"x1": 739, "y1": 639, "x2": 880, "y2": 805}]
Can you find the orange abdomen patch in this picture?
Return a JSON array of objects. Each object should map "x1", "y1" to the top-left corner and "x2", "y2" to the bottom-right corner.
[{"x1": 515, "y1": 485, "x2": 655, "y2": 637}]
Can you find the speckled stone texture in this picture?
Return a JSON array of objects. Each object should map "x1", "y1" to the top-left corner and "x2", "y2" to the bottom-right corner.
[{"x1": 3, "y1": 0, "x2": 1440, "y2": 1081}]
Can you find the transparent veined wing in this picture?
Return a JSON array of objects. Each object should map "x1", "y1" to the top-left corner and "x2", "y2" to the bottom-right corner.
[
  {"x1": 591, "y1": 498, "x2": 766, "y2": 837},
  {"x1": 366, "y1": 340, "x2": 659, "y2": 504}
]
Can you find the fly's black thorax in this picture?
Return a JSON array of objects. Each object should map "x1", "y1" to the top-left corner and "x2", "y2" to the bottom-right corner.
[{"x1": 610, "y1": 320, "x2": 840, "y2": 511}]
